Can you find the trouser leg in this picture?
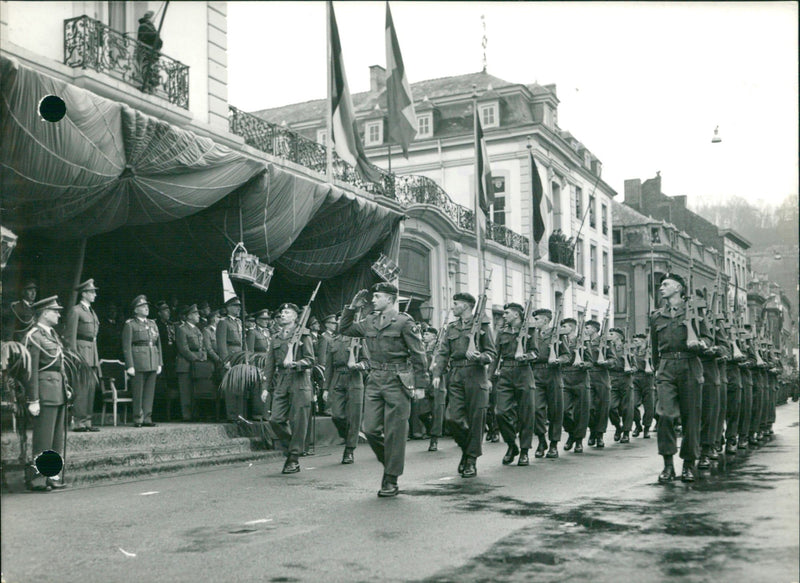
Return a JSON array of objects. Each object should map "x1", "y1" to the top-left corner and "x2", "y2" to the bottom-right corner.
[
  {"x1": 431, "y1": 383, "x2": 446, "y2": 437},
  {"x1": 178, "y1": 373, "x2": 193, "y2": 420},
  {"x1": 345, "y1": 386, "x2": 364, "y2": 449}
]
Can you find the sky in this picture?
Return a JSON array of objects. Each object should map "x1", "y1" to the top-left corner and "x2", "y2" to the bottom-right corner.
[{"x1": 227, "y1": 1, "x2": 798, "y2": 209}]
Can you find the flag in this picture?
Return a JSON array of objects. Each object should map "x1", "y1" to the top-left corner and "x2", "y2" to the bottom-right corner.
[
  {"x1": 221, "y1": 270, "x2": 236, "y2": 303},
  {"x1": 529, "y1": 150, "x2": 545, "y2": 243},
  {"x1": 475, "y1": 110, "x2": 494, "y2": 214},
  {"x1": 329, "y1": 1, "x2": 382, "y2": 184},
  {"x1": 385, "y1": 2, "x2": 416, "y2": 157}
]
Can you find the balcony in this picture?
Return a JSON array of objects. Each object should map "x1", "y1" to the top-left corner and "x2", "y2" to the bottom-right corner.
[
  {"x1": 64, "y1": 15, "x2": 189, "y2": 110},
  {"x1": 228, "y1": 106, "x2": 529, "y2": 255},
  {"x1": 547, "y1": 232, "x2": 575, "y2": 268}
]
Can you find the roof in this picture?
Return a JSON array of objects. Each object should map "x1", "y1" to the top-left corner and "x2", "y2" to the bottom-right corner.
[
  {"x1": 250, "y1": 71, "x2": 554, "y2": 126},
  {"x1": 612, "y1": 200, "x2": 656, "y2": 227},
  {"x1": 719, "y1": 228, "x2": 752, "y2": 250}
]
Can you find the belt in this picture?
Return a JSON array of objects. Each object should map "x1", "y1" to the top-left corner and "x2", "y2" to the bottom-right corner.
[
  {"x1": 371, "y1": 362, "x2": 409, "y2": 371},
  {"x1": 660, "y1": 351, "x2": 692, "y2": 359},
  {"x1": 531, "y1": 362, "x2": 550, "y2": 370},
  {"x1": 227, "y1": 341, "x2": 242, "y2": 346},
  {"x1": 450, "y1": 360, "x2": 480, "y2": 368},
  {"x1": 77, "y1": 334, "x2": 95, "y2": 342},
  {"x1": 132, "y1": 341, "x2": 153, "y2": 346},
  {"x1": 335, "y1": 365, "x2": 352, "y2": 372},
  {"x1": 500, "y1": 360, "x2": 530, "y2": 369}
]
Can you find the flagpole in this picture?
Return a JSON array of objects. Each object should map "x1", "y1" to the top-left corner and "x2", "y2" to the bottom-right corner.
[
  {"x1": 473, "y1": 91, "x2": 484, "y2": 297},
  {"x1": 387, "y1": 142, "x2": 392, "y2": 173},
  {"x1": 325, "y1": 1, "x2": 333, "y2": 183},
  {"x1": 527, "y1": 138, "x2": 537, "y2": 304}
]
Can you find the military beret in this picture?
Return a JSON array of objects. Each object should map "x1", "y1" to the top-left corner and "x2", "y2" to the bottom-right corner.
[
  {"x1": 75, "y1": 279, "x2": 99, "y2": 292},
  {"x1": 609, "y1": 327, "x2": 625, "y2": 339},
  {"x1": 130, "y1": 295, "x2": 149, "y2": 309},
  {"x1": 585, "y1": 320, "x2": 601, "y2": 330},
  {"x1": 253, "y1": 308, "x2": 271, "y2": 320},
  {"x1": 561, "y1": 317, "x2": 577, "y2": 326},
  {"x1": 425, "y1": 327, "x2": 438, "y2": 336},
  {"x1": 32, "y1": 295, "x2": 63, "y2": 312},
  {"x1": 371, "y1": 282, "x2": 398, "y2": 296},
  {"x1": 633, "y1": 333, "x2": 647, "y2": 339},
  {"x1": 323, "y1": 313, "x2": 338, "y2": 323},
  {"x1": 503, "y1": 302, "x2": 525, "y2": 315},
  {"x1": 453, "y1": 292, "x2": 477, "y2": 306},
  {"x1": 180, "y1": 304, "x2": 198, "y2": 317},
  {"x1": 309, "y1": 316, "x2": 319, "y2": 326},
  {"x1": 533, "y1": 308, "x2": 552, "y2": 318},
  {"x1": 278, "y1": 302, "x2": 301, "y2": 314},
  {"x1": 22, "y1": 281, "x2": 38, "y2": 290},
  {"x1": 156, "y1": 300, "x2": 170, "y2": 311},
  {"x1": 661, "y1": 273, "x2": 686, "y2": 290},
  {"x1": 198, "y1": 300, "x2": 210, "y2": 310},
  {"x1": 224, "y1": 297, "x2": 241, "y2": 307}
]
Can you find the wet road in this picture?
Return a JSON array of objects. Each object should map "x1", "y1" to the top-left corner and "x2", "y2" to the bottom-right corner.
[{"x1": 2, "y1": 402, "x2": 798, "y2": 583}]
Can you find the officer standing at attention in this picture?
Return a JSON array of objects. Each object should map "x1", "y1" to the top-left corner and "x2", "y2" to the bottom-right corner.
[
  {"x1": 262, "y1": 303, "x2": 314, "y2": 475},
  {"x1": 122, "y1": 295, "x2": 163, "y2": 427},
  {"x1": 64, "y1": 279, "x2": 101, "y2": 432},
  {"x1": 217, "y1": 297, "x2": 244, "y2": 420},
  {"x1": 651, "y1": 274, "x2": 712, "y2": 483},
  {"x1": 5, "y1": 281, "x2": 38, "y2": 341},
  {"x1": 339, "y1": 283, "x2": 429, "y2": 497},
  {"x1": 492, "y1": 302, "x2": 535, "y2": 466},
  {"x1": 175, "y1": 304, "x2": 206, "y2": 422},
  {"x1": 431, "y1": 292, "x2": 496, "y2": 478},
  {"x1": 22, "y1": 296, "x2": 70, "y2": 491}
]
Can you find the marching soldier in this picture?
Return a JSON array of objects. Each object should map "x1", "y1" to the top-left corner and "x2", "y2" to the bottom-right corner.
[
  {"x1": 560, "y1": 317, "x2": 590, "y2": 454},
  {"x1": 607, "y1": 328, "x2": 634, "y2": 444},
  {"x1": 122, "y1": 295, "x2": 163, "y2": 427},
  {"x1": 246, "y1": 308, "x2": 271, "y2": 420},
  {"x1": 492, "y1": 303, "x2": 536, "y2": 466},
  {"x1": 217, "y1": 297, "x2": 245, "y2": 421},
  {"x1": 585, "y1": 320, "x2": 611, "y2": 449},
  {"x1": 710, "y1": 312, "x2": 731, "y2": 462},
  {"x1": 737, "y1": 326, "x2": 756, "y2": 451},
  {"x1": 340, "y1": 283, "x2": 428, "y2": 496},
  {"x1": 325, "y1": 313, "x2": 368, "y2": 464},
  {"x1": 530, "y1": 308, "x2": 571, "y2": 459},
  {"x1": 723, "y1": 318, "x2": 744, "y2": 455},
  {"x1": 22, "y1": 296, "x2": 70, "y2": 491},
  {"x1": 63, "y1": 279, "x2": 101, "y2": 432},
  {"x1": 431, "y1": 292, "x2": 495, "y2": 478},
  {"x1": 422, "y1": 326, "x2": 446, "y2": 452},
  {"x1": 4, "y1": 281, "x2": 38, "y2": 341},
  {"x1": 631, "y1": 333, "x2": 655, "y2": 439},
  {"x1": 651, "y1": 273, "x2": 712, "y2": 483},
  {"x1": 262, "y1": 303, "x2": 314, "y2": 475},
  {"x1": 175, "y1": 304, "x2": 207, "y2": 421}
]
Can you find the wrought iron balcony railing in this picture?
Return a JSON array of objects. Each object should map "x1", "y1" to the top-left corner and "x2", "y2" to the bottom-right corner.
[
  {"x1": 64, "y1": 15, "x2": 189, "y2": 109},
  {"x1": 228, "y1": 106, "x2": 529, "y2": 255}
]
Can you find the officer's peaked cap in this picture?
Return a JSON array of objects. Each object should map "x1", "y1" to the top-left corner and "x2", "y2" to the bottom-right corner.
[
  {"x1": 75, "y1": 279, "x2": 99, "y2": 292},
  {"x1": 278, "y1": 302, "x2": 301, "y2": 314},
  {"x1": 130, "y1": 295, "x2": 149, "y2": 309},
  {"x1": 32, "y1": 296, "x2": 63, "y2": 312}
]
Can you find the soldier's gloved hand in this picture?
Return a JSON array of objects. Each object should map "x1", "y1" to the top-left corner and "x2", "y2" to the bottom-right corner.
[
  {"x1": 260, "y1": 389, "x2": 269, "y2": 403},
  {"x1": 351, "y1": 289, "x2": 371, "y2": 309},
  {"x1": 28, "y1": 402, "x2": 40, "y2": 417},
  {"x1": 126, "y1": 367, "x2": 136, "y2": 376},
  {"x1": 432, "y1": 377, "x2": 441, "y2": 390},
  {"x1": 466, "y1": 349, "x2": 481, "y2": 361}
]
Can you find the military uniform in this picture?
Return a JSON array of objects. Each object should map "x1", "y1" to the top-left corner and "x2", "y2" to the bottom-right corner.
[
  {"x1": 64, "y1": 291, "x2": 100, "y2": 430},
  {"x1": 6, "y1": 298, "x2": 36, "y2": 342},
  {"x1": 723, "y1": 327, "x2": 744, "y2": 452},
  {"x1": 122, "y1": 312, "x2": 163, "y2": 425},
  {"x1": 607, "y1": 341, "x2": 634, "y2": 441},
  {"x1": 586, "y1": 335, "x2": 611, "y2": 446},
  {"x1": 431, "y1": 313, "x2": 495, "y2": 467},
  {"x1": 23, "y1": 320, "x2": 69, "y2": 489},
  {"x1": 492, "y1": 322, "x2": 535, "y2": 457},
  {"x1": 324, "y1": 333, "x2": 368, "y2": 456},
  {"x1": 631, "y1": 344, "x2": 655, "y2": 437},
  {"x1": 737, "y1": 337, "x2": 756, "y2": 449},
  {"x1": 561, "y1": 334, "x2": 590, "y2": 449},
  {"x1": 530, "y1": 325, "x2": 571, "y2": 451},
  {"x1": 340, "y1": 303, "x2": 428, "y2": 481},
  {"x1": 424, "y1": 338, "x2": 447, "y2": 445},
  {"x1": 245, "y1": 323, "x2": 271, "y2": 419},
  {"x1": 217, "y1": 311, "x2": 244, "y2": 420},
  {"x1": 175, "y1": 318, "x2": 206, "y2": 421},
  {"x1": 710, "y1": 319, "x2": 731, "y2": 455}
]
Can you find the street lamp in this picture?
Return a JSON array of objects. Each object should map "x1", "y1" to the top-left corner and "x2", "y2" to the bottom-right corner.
[
  {"x1": 711, "y1": 126, "x2": 722, "y2": 143},
  {"x1": 419, "y1": 301, "x2": 434, "y2": 323}
]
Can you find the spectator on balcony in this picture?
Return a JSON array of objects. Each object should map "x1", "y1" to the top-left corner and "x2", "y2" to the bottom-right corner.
[{"x1": 137, "y1": 10, "x2": 162, "y2": 94}]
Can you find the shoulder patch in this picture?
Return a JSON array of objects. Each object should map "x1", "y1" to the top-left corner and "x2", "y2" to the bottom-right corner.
[{"x1": 397, "y1": 312, "x2": 414, "y2": 322}]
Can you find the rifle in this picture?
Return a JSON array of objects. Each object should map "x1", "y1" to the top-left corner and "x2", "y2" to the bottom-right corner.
[
  {"x1": 644, "y1": 331, "x2": 654, "y2": 373},
  {"x1": 572, "y1": 301, "x2": 589, "y2": 366},
  {"x1": 467, "y1": 269, "x2": 493, "y2": 356},
  {"x1": 623, "y1": 322, "x2": 634, "y2": 373},
  {"x1": 346, "y1": 304, "x2": 364, "y2": 369},
  {"x1": 597, "y1": 303, "x2": 610, "y2": 365},
  {"x1": 684, "y1": 260, "x2": 703, "y2": 349},
  {"x1": 754, "y1": 318, "x2": 766, "y2": 367},
  {"x1": 729, "y1": 271, "x2": 745, "y2": 361},
  {"x1": 429, "y1": 308, "x2": 451, "y2": 373},
  {"x1": 547, "y1": 298, "x2": 563, "y2": 365},
  {"x1": 514, "y1": 291, "x2": 536, "y2": 360},
  {"x1": 283, "y1": 281, "x2": 322, "y2": 367}
]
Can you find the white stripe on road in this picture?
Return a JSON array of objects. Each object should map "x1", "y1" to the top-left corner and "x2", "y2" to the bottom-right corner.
[
  {"x1": 139, "y1": 491, "x2": 159, "y2": 496},
  {"x1": 118, "y1": 548, "x2": 136, "y2": 557},
  {"x1": 244, "y1": 519, "x2": 273, "y2": 525}
]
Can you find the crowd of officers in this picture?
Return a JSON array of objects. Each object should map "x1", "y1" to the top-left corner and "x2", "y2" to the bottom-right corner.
[{"x1": 3, "y1": 273, "x2": 797, "y2": 495}]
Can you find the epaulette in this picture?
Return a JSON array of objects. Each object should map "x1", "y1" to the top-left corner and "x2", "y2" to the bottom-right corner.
[
  {"x1": 126, "y1": 318, "x2": 136, "y2": 324},
  {"x1": 396, "y1": 312, "x2": 414, "y2": 322}
]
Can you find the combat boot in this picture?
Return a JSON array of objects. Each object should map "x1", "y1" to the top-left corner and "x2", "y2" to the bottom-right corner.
[
  {"x1": 545, "y1": 442, "x2": 559, "y2": 459},
  {"x1": 573, "y1": 440, "x2": 584, "y2": 453},
  {"x1": 587, "y1": 433, "x2": 596, "y2": 447},
  {"x1": 620, "y1": 431, "x2": 630, "y2": 444},
  {"x1": 517, "y1": 449, "x2": 529, "y2": 466},
  {"x1": 428, "y1": 437, "x2": 439, "y2": 452},
  {"x1": 502, "y1": 443, "x2": 519, "y2": 465},
  {"x1": 341, "y1": 448, "x2": 354, "y2": 464},
  {"x1": 378, "y1": 474, "x2": 399, "y2": 497},
  {"x1": 461, "y1": 457, "x2": 477, "y2": 478},
  {"x1": 534, "y1": 437, "x2": 548, "y2": 458}
]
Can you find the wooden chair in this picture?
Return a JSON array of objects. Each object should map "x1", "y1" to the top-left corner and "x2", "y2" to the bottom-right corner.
[{"x1": 99, "y1": 359, "x2": 133, "y2": 426}]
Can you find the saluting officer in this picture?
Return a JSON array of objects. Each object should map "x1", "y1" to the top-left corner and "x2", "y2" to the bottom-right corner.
[
  {"x1": 560, "y1": 317, "x2": 590, "y2": 454},
  {"x1": 325, "y1": 313, "x2": 369, "y2": 464},
  {"x1": 492, "y1": 302, "x2": 535, "y2": 466},
  {"x1": 122, "y1": 295, "x2": 163, "y2": 427},
  {"x1": 63, "y1": 279, "x2": 101, "y2": 432},
  {"x1": 431, "y1": 292, "x2": 496, "y2": 478},
  {"x1": 175, "y1": 304, "x2": 206, "y2": 421},
  {"x1": 262, "y1": 303, "x2": 314, "y2": 475},
  {"x1": 246, "y1": 308, "x2": 271, "y2": 420},
  {"x1": 217, "y1": 297, "x2": 244, "y2": 420},
  {"x1": 651, "y1": 273, "x2": 712, "y2": 483},
  {"x1": 340, "y1": 283, "x2": 429, "y2": 497},
  {"x1": 22, "y1": 296, "x2": 70, "y2": 491}
]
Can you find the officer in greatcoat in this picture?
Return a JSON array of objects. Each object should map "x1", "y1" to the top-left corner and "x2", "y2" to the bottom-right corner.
[
  {"x1": 4, "y1": 280, "x2": 38, "y2": 341},
  {"x1": 122, "y1": 295, "x2": 163, "y2": 427},
  {"x1": 63, "y1": 279, "x2": 100, "y2": 432},
  {"x1": 339, "y1": 283, "x2": 429, "y2": 497},
  {"x1": 175, "y1": 304, "x2": 206, "y2": 421}
]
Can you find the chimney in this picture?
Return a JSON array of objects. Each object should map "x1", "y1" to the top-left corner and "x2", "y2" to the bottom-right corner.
[
  {"x1": 369, "y1": 65, "x2": 386, "y2": 93},
  {"x1": 624, "y1": 179, "x2": 642, "y2": 210},
  {"x1": 674, "y1": 195, "x2": 687, "y2": 209}
]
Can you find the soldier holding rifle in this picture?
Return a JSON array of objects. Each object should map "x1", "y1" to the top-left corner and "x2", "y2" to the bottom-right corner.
[{"x1": 560, "y1": 316, "x2": 590, "y2": 454}]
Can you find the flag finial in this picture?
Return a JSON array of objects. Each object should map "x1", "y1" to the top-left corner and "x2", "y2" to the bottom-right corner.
[{"x1": 481, "y1": 14, "x2": 488, "y2": 73}]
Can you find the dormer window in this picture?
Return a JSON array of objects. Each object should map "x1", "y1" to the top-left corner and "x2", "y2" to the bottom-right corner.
[
  {"x1": 479, "y1": 102, "x2": 499, "y2": 129},
  {"x1": 417, "y1": 113, "x2": 433, "y2": 139},
  {"x1": 316, "y1": 129, "x2": 327, "y2": 146},
  {"x1": 364, "y1": 120, "x2": 383, "y2": 146}
]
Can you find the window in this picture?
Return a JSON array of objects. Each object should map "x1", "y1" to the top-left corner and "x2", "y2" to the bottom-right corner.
[
  {"x1": 108, "y1": 1, "x2": 126, "y2": 30},
  {"x1": 601, "y1": 203, "x2": 608, "y2": 235},
  {"x1": 316, "y1": 129, "x2": 327, "y2": 146},
  {"x1": 614, "y1": 274, "x2": 627, "y2": 312},
  {"x1": 480, "y1": 103, "x2": 498, "y2": 128},
  {"x1": 365, "y1": 121, "x2": 383, "y2": 146},
  {"x1": 651, "y1": 227, "x2": 661, "y2": 244},
  {"x1": 589, "y1": 196, "x2": 596, "y2": 228},
  {"x1": 602, "y1": 251, "x2": 609, "y2": 294},
  {"x1": 612, "y1": 228, "x2": 622, "y2": 245},
  {"x1": 575, "y1": 186, "x2": 583, "y2": 219},
  {"x1": 576, "y1": 238, "x2": 584, "y2": 278},
  {"x1": 492, "y1": 176, "x2": 506, "y2": 226},
  {"x1": 590, "y1": 245, "x2": 598, "y2": 290},
  {"x1": 417, "y1": 113, "x2": 432, "y2": 138},
  {"x1": 551, "y1": 182, "x2": 562, "y2": 230}
]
